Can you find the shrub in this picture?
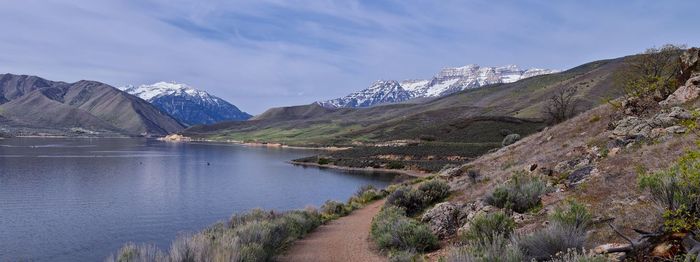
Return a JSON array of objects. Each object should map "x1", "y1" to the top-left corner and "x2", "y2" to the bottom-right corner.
[
  {"x1": 515, "y1": 222, "x2": 586, "y2": 261},
  {"x1": 317, "y1": 157, "x2": 331, "y2": 165},
  {"x1": 550, "y1": 200, "x2": 592, "y2": 230},
  {"x1": 386, "y1": 180, "x2": 451, "y2": 216},
  {"x1": 448, "y1": 234, "x2": 524, "y2": 262},
  {"x1": 354, "y1": 185, "x2": 384, "y2": 204},
  {"x1": 388, "y1": 250, "x2": 422, "y2": 262},
  {"x1": 417, "y1": 179, "x2": 450, "y2": 204},
  {"x1": 501, "y1": 133, "x2": 521, "y2": 146},
  {"x1": 485, "y1": 173, "x2": 552, "y2": 213},
  {"x1": 386, "y1": 161, "x2": 406, "y2": 169},
  {"x1": 548, "y1": 249, "x2": 607, "y2": 262},
  {"x1": 460, "y1": 211, "x2": 515, "y2": 246},
  {"x1": 639, "y1": 149, "x2": 700, "y2": 233},
  {"x1": 106, "y1": 243, "x2": 167, "y2": 262},
  {"x1": 386, "y1": 186, "x2": 426, "y2": 216},
  {"x1": 321, "y1": 200, "x2": 350, "y2": 217},
  {"x1": 370, "y1": 206, "x2": 438, "y2": 252}
]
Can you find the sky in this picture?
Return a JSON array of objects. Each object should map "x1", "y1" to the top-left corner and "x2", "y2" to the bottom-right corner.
[{"x1": 0, "y1": 1, "x2": 697, "y2": 114}]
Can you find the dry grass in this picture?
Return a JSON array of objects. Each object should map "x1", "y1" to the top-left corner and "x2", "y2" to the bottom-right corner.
[{"x1": 447, "y1": 102, "x2": 699, "y2": 247}]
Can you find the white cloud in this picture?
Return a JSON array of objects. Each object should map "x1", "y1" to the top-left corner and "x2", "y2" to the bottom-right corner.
[{"x1": 0, "y1": 0, "x2": 697, "y2": 113}]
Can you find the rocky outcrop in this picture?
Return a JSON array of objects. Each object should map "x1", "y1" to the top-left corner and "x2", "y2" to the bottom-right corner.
[
  {"x1": 612, "y1": 107, "x2": 692, "y2": 138},
  {"x1": 421, "y1": 202, "x2": 467, "y2": 239},
  {"x1": 660, "y1": 75, "x2": 700, "y2": 107}
]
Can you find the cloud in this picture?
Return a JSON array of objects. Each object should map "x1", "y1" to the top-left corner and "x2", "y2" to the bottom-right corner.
[{"x1": 0, "y1": 0, "x2": 697, "y2": 113}]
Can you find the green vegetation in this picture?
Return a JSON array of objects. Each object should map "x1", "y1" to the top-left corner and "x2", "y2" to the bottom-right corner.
[
  {"x1": 370, "y1": 206, "x2": 438, "y2": 253},
  {"x1": 317, "y1": 157, "x2": 331, "y2": 165},
  {"x1": 385, "y1": 179, "x2": 450, "y2": 216},
  {"x1": 108, "y1": 184, "x2": 387, "y2": 262},
  {"x1": 107, "y1": 209, "x2": 321, "y2": 262},
  {"x1": 639, "y1": 148, "x2": 700, "y2": 233},
  {"x1": 459, "y1": 211, "x2": 515, "y2": 246},
  {"x1": 485, "y1": 172, "x2": 552, "y2": 213},
  {"x1": 447, "y1": 201, "x2": 593, "y2": 262}
]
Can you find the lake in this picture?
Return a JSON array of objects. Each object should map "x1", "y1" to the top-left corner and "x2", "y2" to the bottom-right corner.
[{"x1": 0, "y1": 138, "x2": 396, "y2": 261}]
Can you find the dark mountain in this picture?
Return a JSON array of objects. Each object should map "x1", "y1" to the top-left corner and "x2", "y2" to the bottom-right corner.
[{"x1": 0, "y1": 74, "x2": 184, "y2": 136}]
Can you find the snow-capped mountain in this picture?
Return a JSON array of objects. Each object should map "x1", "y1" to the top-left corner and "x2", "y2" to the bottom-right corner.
[
  {"x1": 121, "y1": 82, "x2": 251, "y2": 126},
  {"x1": 319, "y1": 65, "x2": 558, "y2": 108},
  {"x1": 318, "y1": 80, "x2": 414, "y2": 108}
]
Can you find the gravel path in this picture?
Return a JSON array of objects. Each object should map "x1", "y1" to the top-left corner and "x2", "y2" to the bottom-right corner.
[{"x1": 279, "y1": 200, "x2": 387, "y2": 262}]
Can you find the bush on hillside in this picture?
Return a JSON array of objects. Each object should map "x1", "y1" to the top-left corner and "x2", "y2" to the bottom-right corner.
[
  {"x1": 639, "y1": 149, "x2": 700, "y2": 233},
  {"x1": 321, "y1": 200, "x2": 350, "y2": 217},
  {"x1": 418, "y1": 179, "x2": 450, "y2": 204},
  {"x1": 515, "y1": 222, "x2": 586, "y2": 261},
  {"x1": 353, "y1": 185, "x2": 384, "y2": 204},
  {"x1": 548, "y1": 249, "x2": 607, "y2": 262},
  {"x1": 110, "y1": 209, "x2": 321, "y2": 262},
  {"x1": 460, "y1": 211, "x2": 515, "y2": 246},
  {"x1": 370, "y1": 206, "x2": 438, "y2": 252},
  {"x1": 485, "y1": 173, "x2": 552, "y2": 213},
  {"x1": 550, "y1": 200, "x2": 593, "y2": 230},
  {"x1": 386, "y1": 161, "x2": 406, "y2": 169},
  {"x1": 386, "y1": 179, "x2": 451, "y2": 216},
  {"x1": 448, "y1": 234, "x2": 524, "y2": 262},
  {"x1": 317, "y1": 157, "x2": 332, "y2": 165}
]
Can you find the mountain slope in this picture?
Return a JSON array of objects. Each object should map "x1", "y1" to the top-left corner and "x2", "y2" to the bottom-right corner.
[
  {"x1": 319, "y1": 65, "x2": 558, "y2": 108},
  {"x1": 122, "y1": 82, "x2": 251, "y2": 126},
  {"x1": 184, "y1": 56, "x2": 625, "y2": 146},
  {"x1": 0, "y1": 74, "x2": 184, "y2": 136}
]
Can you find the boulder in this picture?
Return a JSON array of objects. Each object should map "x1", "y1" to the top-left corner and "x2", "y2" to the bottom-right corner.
[
  {"x1": 660, "y1": 76, "x2": 700, "y2": 107},
  {"x1": 679, "y1": 47, "x2": 700, "y2": 82},
  {"x1": 568, "y1": 166, "x2": 594, "y2": 184},
  {"x1": 501, "y1": 133, "x2": 521, "y2": 147},
  {"x1": 421, "y1": 202, "x2": 466, "y2": 239}
]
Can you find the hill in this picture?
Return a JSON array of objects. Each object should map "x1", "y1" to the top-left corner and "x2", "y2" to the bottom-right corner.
[{"x1": 0, "y1": 74, "x2": 184, "y2": 136}]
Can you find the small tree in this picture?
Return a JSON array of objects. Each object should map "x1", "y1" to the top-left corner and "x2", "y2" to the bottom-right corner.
[
  {"x1": 543, "y1": 86, "x2": 579, "y2": 124},
  {"x1": 621, "y1": 44, "x2": 685, "y2": 101}
]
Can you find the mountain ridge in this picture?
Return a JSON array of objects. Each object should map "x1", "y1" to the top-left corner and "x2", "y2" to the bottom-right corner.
[
  {"x1": 319, "y1": 64, "x2": 558, "y2": 108},
  {"x1": 0, "y1": 73, "x2": 184, "y2": 136},
  {"x1": 121, "y1": 82, "x2": 251, "y2": 126}
]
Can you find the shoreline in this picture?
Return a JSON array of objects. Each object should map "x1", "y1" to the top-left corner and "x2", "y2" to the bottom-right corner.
[
  {"x1": 176, "y1": 136, "x2": 351, "y2": 151},
  {"x1": 288, "y1": 160, "x2": 431, "y2": 178}
]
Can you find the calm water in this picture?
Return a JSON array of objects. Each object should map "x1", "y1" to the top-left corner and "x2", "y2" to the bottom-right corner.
[{"x1": 0, "y1": 138, "x2": 395, "y2": 261}]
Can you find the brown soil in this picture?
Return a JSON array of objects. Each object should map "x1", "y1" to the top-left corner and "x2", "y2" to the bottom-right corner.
[{"x1": 278, "y1": 200, "x2": 387, "y2": 262}]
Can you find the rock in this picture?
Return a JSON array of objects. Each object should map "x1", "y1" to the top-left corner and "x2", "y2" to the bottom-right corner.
[
  {"x1": 421, "y1": 202, "x2": 466, "y2": 239},
  {"x1": 665, "y1": 125, "x2": 688, "y2": 134},
  {"x1": 501, "y1": 133, "x2": 521, "y2": 147},
  {"x1": 608, "y1": 147, "x2": 621, "y2": 157},
  {"x1": 668, "y1": 106, "x2": 693, "y2": 120},
  {"x1": 512, "y1": 212, "x2": 534, "y2": 225},
  {"x1": 568, "y1": 166, "x2": 594, "y2": 184},
  {"x1": 612, "y1": 116, "x2": 651, "y2": 137},
  {"x1": 680, "y1": 48, "x2": 700, "y2": 82},
  {"x1": 661, "y1": 75, "x2": 700, "y2": 107}
]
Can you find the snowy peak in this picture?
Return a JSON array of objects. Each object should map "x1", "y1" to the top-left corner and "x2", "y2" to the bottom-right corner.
[
  {"x1": 319, "y1": 64, "x2": 558, "y2": 108},
  {"x1": 121, "y1": 82, "x2": 251, "y2": 126},
  {"x1": 122, "y1": 82, "x2": 209, "y2": 102},
  {"x1": 318, "y1": 80, "x2": 414, "y2": 108}
]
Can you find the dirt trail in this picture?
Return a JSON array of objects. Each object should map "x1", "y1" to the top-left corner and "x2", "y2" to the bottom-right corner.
[{"x1": 279, "y1": 200, "x2": 387, "y2": 262}]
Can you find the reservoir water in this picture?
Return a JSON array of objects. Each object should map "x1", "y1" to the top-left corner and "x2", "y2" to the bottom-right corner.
[{"x1": 0, "y1": 138, "x2": 395, "y2": 261}]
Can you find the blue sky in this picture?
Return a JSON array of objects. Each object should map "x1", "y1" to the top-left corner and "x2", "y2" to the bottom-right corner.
[{"x1": 0, "y1": 0, "x2": 697, "y2": 114}]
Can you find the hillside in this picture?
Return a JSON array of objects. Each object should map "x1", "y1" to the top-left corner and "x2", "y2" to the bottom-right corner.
[
  {"x1": 122, "y1": 82, "x2": 251, "y2": 126},
  {"x1": 185, "y1": 56, "x2": 625, "y2": 147},
  {"x1": 0, "y1": 74, "x2": 184, "y2": 136}
]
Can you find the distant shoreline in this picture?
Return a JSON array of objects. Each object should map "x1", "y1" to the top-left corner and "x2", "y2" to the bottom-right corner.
[{"x1": 288, "y1": 160, "x2": 431, "y2": 178}]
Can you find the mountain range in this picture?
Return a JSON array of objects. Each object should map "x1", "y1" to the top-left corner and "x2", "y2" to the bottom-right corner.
[
  {"x1": 121, "y1": 82, "x2": 251, "y2": 126},
  {"x1": 0, "y1": 74, "x2": 184, "y2": 136},
  {"x1": 318, "y1": 65, "x2": 558, "y2": 108}
]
